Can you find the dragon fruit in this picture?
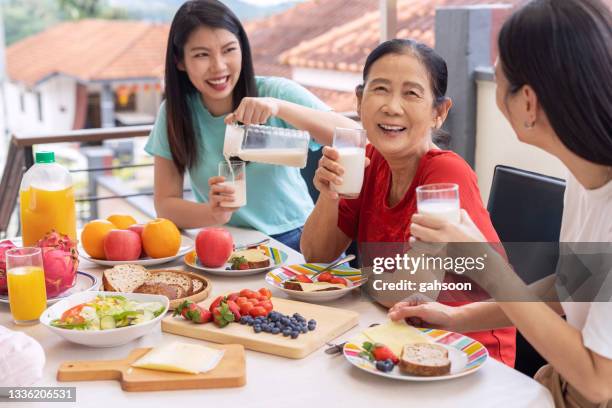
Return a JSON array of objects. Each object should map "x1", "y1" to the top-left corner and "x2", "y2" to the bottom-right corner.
[
  {"x1": 0, "y1": 240, "x2": 17, "y2": 295},
  {"x1": 36, "y1": 230, "x2": 79, "y2": 297}
]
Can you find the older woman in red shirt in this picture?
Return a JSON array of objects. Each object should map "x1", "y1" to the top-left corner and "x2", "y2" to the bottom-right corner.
[{"x1": 300, "y1": 39, "x2": 515, "y2": 367}]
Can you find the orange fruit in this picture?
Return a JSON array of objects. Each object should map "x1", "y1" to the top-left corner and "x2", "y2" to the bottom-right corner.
[
  {"x1": 81, "y1": 220, "x2": 115, "y2": 259},
  {"x1": 106, "y1": 214, "x2": 137, "y2": 229},
  {"x1": 142, "y1": 218, "x2": 181, "y2": 259}
]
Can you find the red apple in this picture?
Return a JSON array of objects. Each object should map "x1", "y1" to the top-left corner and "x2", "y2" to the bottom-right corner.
[
  {"x1": 195, "y1": 227, "x2": 233, "y2": 268},
  {"x1": 104, "y1": 229, "x2": 142, "y2": 261},
  {"x1": 127, "y1": 224, "x2": 147, "y2": 257}
]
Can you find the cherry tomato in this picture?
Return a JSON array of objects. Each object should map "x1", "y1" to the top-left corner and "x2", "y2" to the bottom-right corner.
[
  {"x1": 259, "y1": 300, "x2": 273, "y2": 313},
  {"x1": 239, "y1": 302, "x2": 254, "y2": 316},
  {"x1": 258, "y1": 288, "x2": 272, "y2": 299},
  {"x1": 235, "y1": 296, "x2": 249, "y2": 306},
  {"x1": 317, "y1": 272, "x2": 333, "y2": 282},
  {"x1": 239, "y1": 289, "x2": 257, "y2": 299},
  {"x1": 249, "y1": 306, "x2": 267, "y2": 317},
  {"x1": 61, "y1": 304, "x2": 85, "y2": 321}
]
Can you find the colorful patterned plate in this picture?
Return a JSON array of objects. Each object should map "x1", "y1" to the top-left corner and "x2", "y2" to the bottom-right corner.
[
  {"x1": 343, "y1": 328, "x2": 488, "y2": 381},
  {"x1": 79, "y1": 235, "x2": 194, "y2": 267},
  {"x1": 266, "y1": 263, "x2": 365, "y2": 302},
  {"x1": 184, "y1": 245, "x2": 287, "y2": 276}
]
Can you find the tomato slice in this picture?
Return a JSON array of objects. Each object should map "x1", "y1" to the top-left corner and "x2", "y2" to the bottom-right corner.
[{"x1": 61, "y1": 304, "x2": 86, "y2": 324}]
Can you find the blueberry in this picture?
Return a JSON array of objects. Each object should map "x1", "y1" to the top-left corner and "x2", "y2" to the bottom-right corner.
[
  {"x1": 301, "y1": 326, "x2": 308, "y2": 333},
  {"x1": 271, "y1": 327, "x2": 280, "y2": 335},
  {"x1": 308, "y1": 319, "x2": 316, "y2": 325},
  {"x1": 282, "y1": 330, "x2": 290, "y2": 337},
  {"x1": 290, "y1": 331, "x2": 299, "y2": 339},
  {"x1": 375, "y1": 360, "x2": 387, "y2": 372},
  {"x1": 307, "y1": 324, "x2": 316, "y2": 331},
  {"x1": 239, "y1": 316, "x2": 248, "y2": 325},
  {"x1": 383, "y1": 359, "x2": 394, "y2": 372},
  {"x1": 247, "y1": 319, "x2": 255, "y2": 326},
  {"x1": 254, "y1": 325, "x2": 262, "y2": 333}
]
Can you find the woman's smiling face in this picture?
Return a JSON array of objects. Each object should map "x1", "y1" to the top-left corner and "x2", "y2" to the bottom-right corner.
[
  {"x1": 358, "y1": 53, "x2": 441, "y2": 159},
  {"x1": 179, "y1": 26, "x2": 242, "y2": 114}
]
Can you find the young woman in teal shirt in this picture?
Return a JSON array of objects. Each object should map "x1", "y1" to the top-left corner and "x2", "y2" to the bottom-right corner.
[{"x1": 145, "y1": 0, "x2": 358, "y2": 251}]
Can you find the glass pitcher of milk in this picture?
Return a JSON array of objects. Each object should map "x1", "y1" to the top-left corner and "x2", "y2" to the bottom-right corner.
[
  {"x1": 416, "y1": 183, "x2": 461, "y2": 223},
  {"x1": 223, "y1": 124, "x2": 310, "y2": 168}
]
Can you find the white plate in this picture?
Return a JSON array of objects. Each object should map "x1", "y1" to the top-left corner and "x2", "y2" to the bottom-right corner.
[
  {"x1": 40, "y1": 291, "x2": 169, "y2": 347},
  {"x1": 184, "y1": 245, "x2": 288, "y2": 276},
  {"x1": 265, "y1": 263, "x2": 365, "y2": 302},
  {"x1": 343, "y1": 328, "x2": 488, "y2": 381},
  {"x1": 79, "y1": 235, "x2": 194, "y2": 266},
  {"x1": 0, "y1": 271, "x2": 99, "y2": 305}
]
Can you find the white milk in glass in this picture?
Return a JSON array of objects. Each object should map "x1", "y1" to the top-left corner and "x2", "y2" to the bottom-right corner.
[
  {"x1": 238, "y1": 148, "x2": 306, "y2": 168},
  {"x1": 333, "y1": 147, "x2": 365, "y2": 197},
  {"x1": 417, "y1": 199, "x2": 460, "y2": 223},
  {"x1": 219, "y1": 178, "x2": 246, "y2": 208}
]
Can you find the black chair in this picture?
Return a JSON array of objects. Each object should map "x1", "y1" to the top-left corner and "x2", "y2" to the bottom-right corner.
[{"x1": 487, "y1": 165, "x2": 566, "y2": 377}]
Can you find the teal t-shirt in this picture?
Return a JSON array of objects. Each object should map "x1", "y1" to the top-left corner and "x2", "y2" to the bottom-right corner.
[{"x1": 144, "y1": 76, "x2": 329, "y2": 235}]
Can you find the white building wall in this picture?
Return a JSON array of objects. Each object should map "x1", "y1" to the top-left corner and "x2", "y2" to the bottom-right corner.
[
  {"x1": 293, "y1": 67, "x2": 362, "y2": 92},
  {"x1": 4, "y1": 75, "x2": 76, "y2": 135},
  {"x1": 474, "y1": 79, "x2": 566, "y2": 203}
]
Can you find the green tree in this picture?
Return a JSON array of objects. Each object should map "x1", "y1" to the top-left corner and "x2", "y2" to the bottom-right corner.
[{"x1": 58, "y1": 0, "x2": 127, "y2": 20}]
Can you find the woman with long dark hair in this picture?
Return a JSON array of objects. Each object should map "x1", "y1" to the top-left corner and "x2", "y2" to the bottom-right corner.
[
  {"x1": 145, "y1": 0, "x2": 357, "y2": 251},
  {"x1": 394, "y1": 0, "x2": 612, "y2": 405}
]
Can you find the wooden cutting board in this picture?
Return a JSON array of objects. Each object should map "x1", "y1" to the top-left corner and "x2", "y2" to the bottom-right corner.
[
  {"x1": 162, "y1": 297, "x2": 359, "y2": 359},
  {"x1": 57, "y1": 344, "x2": 245, "y2": 392}
]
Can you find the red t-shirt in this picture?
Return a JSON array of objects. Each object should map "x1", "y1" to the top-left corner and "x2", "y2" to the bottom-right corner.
[{"x1": 338, "y1": 146, "x2": 516, "y2": 367}]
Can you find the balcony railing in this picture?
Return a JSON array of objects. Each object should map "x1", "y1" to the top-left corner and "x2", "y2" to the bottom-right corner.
[{"x1": 0, "y1": 126, "x2": 155, "y2": 237}]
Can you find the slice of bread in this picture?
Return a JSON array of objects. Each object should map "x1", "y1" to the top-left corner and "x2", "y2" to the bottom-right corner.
[
  {"x1": 192, "y1": 279, "x2": 204, "y2": 294},
  {"x1": 103, "y1": 264, "x2": 150, "y2": 292},
  {"x1": 148, "y1": 271, "x2": 193, "y2": 295},
  {"x1": 399, "y1": 343, "x2": 451, "y2": 377},
  {"x1": 231, "y1": 249, "x2": 270, "y2": 269},
  {"x1": 133, "y1": 282, "x2": 184, "y2": 300}
]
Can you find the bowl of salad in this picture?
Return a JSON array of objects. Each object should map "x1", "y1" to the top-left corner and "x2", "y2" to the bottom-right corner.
[{"x1": 40, "y1": 291, "x2": 169, "y2": 347}]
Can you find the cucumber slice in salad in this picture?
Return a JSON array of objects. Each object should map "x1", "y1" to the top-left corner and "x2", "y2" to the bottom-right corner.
[{"x1": 100, "y1": 315, "x2": 116, "y2": 330}]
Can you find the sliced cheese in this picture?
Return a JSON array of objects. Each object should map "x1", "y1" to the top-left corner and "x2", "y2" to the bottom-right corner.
[
  {"x1": 298, "y1": 282, "x2": 346, "y2": 292},
  {"x1": 363, "y1": 321, "x2": 430, "y2": 356},
  {"x1": 231, "y1": 249, "x2": 268, "y2": 262},
  {"x1": 131, "y1": 342, "x2": 224, "y2": 374}
]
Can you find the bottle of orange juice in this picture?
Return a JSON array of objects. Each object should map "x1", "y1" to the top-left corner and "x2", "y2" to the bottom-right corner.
[{"x1": 20, "y1": 151, "x2": 76, "y2": 246}]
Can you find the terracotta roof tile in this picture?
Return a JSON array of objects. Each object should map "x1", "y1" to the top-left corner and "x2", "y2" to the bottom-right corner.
[
  {"x1": 6, "y1": 19, "x2": 169, "y2": 86},
  {"x1": 279, "y1": 0, "x2": 524, "y2": 73}
]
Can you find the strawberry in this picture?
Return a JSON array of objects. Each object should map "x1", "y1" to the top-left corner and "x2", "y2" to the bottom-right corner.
[
  {"x1": 174, "y1": 300, "x2": 198, "y2": 320},
  {"x1": 209, "y1": 295, "x2": 225, "y2": 313},
  {"x1": 227, "y1": 292, "x2": 240, "y2": 302},
  {"x1": 231, "y1": 256, "x2": 249, "y2": 270},
  {"x1": 187, "y1": 306, "x2": 212, "y2": 324},
  {"x1": 212, "y1": 302, "x2": 235, "y2": 328},
  {"x1": 329, "y1": 277, "x2": 348, "y2": 286},
  {"x1": 372, "y1": 344, "x2": 399, "y2": 364},
  {"x1": 226, "y1": 300, "x2": 241, "y2": 320},
  {"x1": 295, "y1": 274, "x2": 313, "y2": 283},
  {"x1": 317, "y1": 272, "x2": 333, "y2": 282}
]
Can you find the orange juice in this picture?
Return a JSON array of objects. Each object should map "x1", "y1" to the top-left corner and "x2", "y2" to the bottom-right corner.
[
  {"x1": 20, "y1": 186, "x2": 76, "y2": 246},
  {"x1": 7, "y1": 266, "x2": 47, "y2": 322}
]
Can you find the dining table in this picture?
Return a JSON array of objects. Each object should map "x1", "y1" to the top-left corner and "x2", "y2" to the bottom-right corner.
[{"x1": 0, "y1": 226, "x2": 554, "y2": 407}]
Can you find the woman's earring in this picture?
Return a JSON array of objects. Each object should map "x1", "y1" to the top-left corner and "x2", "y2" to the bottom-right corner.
[{"x1": 524, "y1": 120, "x2": 535, "y2": 129}]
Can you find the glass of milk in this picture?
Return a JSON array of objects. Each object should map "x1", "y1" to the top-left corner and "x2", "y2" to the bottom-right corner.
[
  {"x1": 416, "y1": 183, "x2": 460, "y2": 223},
  {"x1": 332, "y1": 128, "x2": 367, "y2": 198},
  {"x1": 218, "y1": 160, "x2": 247, "y2": 208}
]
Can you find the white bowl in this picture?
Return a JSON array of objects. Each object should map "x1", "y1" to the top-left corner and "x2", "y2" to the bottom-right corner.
[{"x1": 40, "y1": 291, "x2": 169, "y2": 347}]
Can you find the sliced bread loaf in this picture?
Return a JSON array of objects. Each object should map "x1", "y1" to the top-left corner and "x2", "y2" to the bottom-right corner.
[
  {"x1": 399, "y1": 343, "x2": 451, "y2": 377},
  {"x1": 103, "y1": 264, "x2": 150, "y2": 292},
  {"x1": 148, "y1": 271, "x2": 193, "y2": 295},
  {"x1": 133, "y1": 282, "x2": 184, "y2": 300},
  {"x1": 192, "y1": 279, "x2": 204, "y2": 294}
]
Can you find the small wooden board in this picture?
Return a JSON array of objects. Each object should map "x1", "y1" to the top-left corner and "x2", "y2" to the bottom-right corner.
[
  {"x1": 162, "y1": 297, "x2": 359, "y2": 359},
  {"x1": 57, "y1": 344, "x2": 245, "y2": 392}
]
